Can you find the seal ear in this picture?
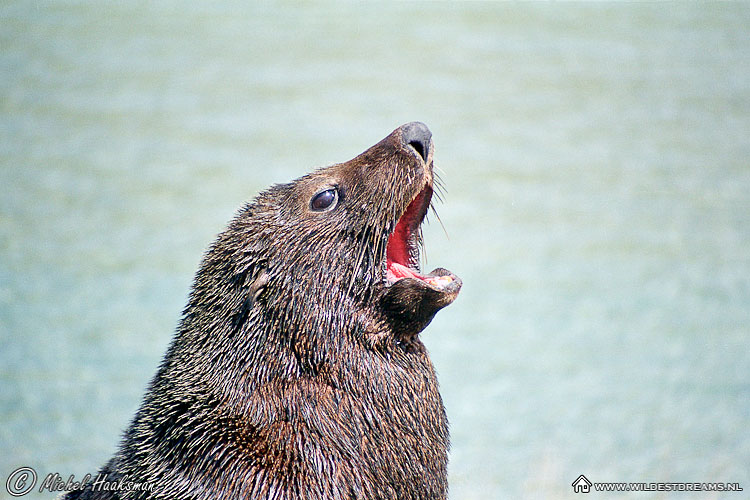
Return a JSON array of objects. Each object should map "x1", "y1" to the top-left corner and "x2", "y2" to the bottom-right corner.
[
  {"x1": 231, "y1": 267, "x2": 269, "y2": 332},
  {"x1": 247, "y1": 269, "x2": 270, "y2": 304}
]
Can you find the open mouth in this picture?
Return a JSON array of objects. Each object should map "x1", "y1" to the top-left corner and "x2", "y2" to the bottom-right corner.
[{"x1": 385, "y1": 183, "x2": 457, "y2": 290}]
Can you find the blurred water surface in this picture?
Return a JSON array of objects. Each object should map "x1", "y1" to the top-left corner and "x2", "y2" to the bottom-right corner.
[{"x1": 2, "y1": 2, "x2": 749, "y2": 499}]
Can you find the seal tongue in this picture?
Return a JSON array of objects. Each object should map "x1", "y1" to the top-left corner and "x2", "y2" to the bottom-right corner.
[
  {"x1": 386, "y1": 261, "x2": 421, "y2": 282},
  {"x1": 387, "y1": 262, "x2": 459, "y2": 290}
]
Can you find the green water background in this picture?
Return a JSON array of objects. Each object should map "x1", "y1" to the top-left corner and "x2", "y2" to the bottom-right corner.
[{"x1": 2, "y1": 3, "x2": 749, "y2": 499}]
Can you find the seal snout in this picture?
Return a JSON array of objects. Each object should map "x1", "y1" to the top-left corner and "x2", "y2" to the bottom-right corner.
[{"x1": 399, "y1": 121, "x2": 432, "y2": 163}]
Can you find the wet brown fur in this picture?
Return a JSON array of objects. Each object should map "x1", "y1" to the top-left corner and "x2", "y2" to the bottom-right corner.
[{"x1": 64, "y1": 124, "x2": 458, "y2": 500}]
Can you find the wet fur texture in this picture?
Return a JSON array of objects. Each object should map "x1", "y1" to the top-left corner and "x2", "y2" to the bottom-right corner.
[{"x1": 64, "y1": 124, "x2": 458, "y2": 500}]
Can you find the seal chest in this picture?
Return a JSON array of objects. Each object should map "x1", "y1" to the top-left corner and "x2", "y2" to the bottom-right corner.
[{"x1": 65, "y1": 122, "x2": 462, "y2": 500}]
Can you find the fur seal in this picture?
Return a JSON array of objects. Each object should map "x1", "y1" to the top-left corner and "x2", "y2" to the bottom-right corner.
[{"x1": 64, "y1": 122, "x2": 462, "y2": 500}]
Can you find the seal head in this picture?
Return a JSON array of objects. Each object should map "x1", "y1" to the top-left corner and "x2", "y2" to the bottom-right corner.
[{"x1": 229, "y1": 120, "x2": 461, "y2": 351}]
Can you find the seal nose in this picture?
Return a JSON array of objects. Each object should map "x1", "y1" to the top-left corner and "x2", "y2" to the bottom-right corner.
[{"x1": 400, "y1": 121, "x2": 432, "y2": 162}]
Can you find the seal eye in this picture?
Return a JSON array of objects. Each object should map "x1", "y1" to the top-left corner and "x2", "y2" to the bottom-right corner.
[{"x1": 310, "y1": 188, "x2": 338, "y2": 212}]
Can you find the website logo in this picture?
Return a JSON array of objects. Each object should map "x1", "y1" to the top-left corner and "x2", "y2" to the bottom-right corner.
[{"x1": 572, "y1": 474, "x2": 592, "y2": 494}]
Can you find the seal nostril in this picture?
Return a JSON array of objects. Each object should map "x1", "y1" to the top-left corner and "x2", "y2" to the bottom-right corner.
[
  {"x1": 409, "y1": 140, "x2": 426, "y2": 162},
  {"x1": 400, "y1": 121, "x2": 432, "y2": 162}
]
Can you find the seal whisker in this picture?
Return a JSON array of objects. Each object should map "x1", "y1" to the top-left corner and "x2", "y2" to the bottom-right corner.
[
  {"x1": 417, "y1": 225, "x2": 428, "y2": 269},
  {"x1": 430, "y1": 203, "x2": 450, "y2": 240},
  {"x1": 433, "y1": 171, "x2": 447, "y2": 203},
  {"x1": 347, "y1": 230, "x2": 371, "y2": 297},
  {"x1": 432, "y1": 187, "x2": 445, "y2": 204}
]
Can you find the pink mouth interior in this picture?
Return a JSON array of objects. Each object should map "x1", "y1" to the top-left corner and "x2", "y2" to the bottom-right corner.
[{"x1": 386, "y1": 187, "x2": 429, "y2": 283}]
